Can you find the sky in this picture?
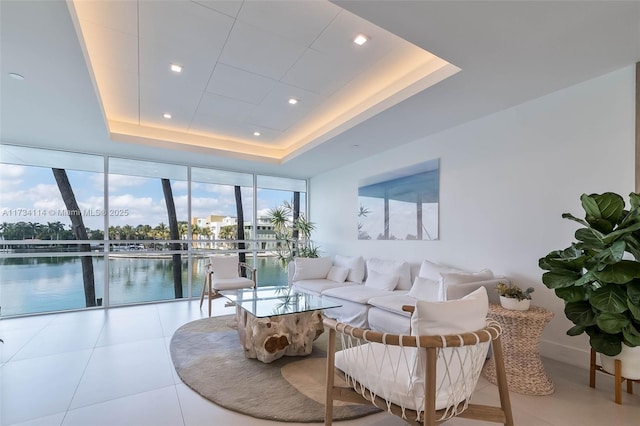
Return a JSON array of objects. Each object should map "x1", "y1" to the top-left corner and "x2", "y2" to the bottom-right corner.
[{"x1": 0, "y1": 163, "x2": 304, "y2": 232}]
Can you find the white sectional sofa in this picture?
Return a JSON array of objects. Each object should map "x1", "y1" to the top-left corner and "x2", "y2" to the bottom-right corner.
[{"x1": 289, "y1": 255, "x2": 504, "y2": 334}]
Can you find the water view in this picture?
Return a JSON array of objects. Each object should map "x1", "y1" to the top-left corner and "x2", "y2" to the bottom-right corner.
[{"x1": 0, "y1": 255, "x2": 287, "y2": 316}]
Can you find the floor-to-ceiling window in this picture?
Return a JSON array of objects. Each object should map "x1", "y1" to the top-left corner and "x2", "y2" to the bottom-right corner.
[{"x1": 0, "y1": 145, "x2": 308, "y2": 316}]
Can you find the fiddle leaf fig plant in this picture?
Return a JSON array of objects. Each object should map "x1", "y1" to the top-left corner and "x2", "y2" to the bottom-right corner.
[{"x1": 539, "y1": 192, "x2": 640, "y2": 356}]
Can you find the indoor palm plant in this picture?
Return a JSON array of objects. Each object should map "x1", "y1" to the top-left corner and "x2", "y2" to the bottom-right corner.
[
  {"x1": 539, "y1": 192, "x2": 640, "y2": 377},
  {"x1": 266, "y1": 201, "x2": 318, "y2": 268}
]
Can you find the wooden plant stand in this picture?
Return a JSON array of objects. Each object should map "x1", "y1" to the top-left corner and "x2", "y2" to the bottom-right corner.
[{"x1": 590, "y1": 348, "x2": 639, "y2": 404}]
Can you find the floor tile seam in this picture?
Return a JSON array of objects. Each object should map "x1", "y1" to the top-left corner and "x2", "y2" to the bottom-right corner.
[
  {"x1": 62, "y1": 343, "x2": 101, "y2": 423},
  {"x1": 171, "y1": 383, "x2": 188, "y2": 426},
  {"x1": 0, "y1": 320, "x2": 50, "y2": 364},
  {"x1": 63, "y1": 383, "x2": 182, "y2": 417}
]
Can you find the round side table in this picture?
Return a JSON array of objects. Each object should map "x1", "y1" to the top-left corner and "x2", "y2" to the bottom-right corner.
[{"x1": 482, "y1": 303, "x2": 555, "y2": 395}]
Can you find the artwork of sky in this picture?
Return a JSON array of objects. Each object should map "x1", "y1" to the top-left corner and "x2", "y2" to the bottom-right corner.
[{"x1": 358, "y1": 159, "x2": 439, "y2": 241}]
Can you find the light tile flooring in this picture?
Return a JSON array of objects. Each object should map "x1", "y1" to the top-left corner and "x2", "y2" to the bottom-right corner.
[{"x1": 1, "y1": 299, "x2": 639, "y2": 426}]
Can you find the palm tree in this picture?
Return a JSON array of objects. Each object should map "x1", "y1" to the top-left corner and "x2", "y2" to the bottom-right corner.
[
  {"x1": 161, "y1": 178, "x2": 182, "y2": 299},
  {"x1": 52, "y1": 168, "x2": 96, "y2": 307},
  {"x1": 266, "y1": 198, "x2": 316, "y2": 268}
]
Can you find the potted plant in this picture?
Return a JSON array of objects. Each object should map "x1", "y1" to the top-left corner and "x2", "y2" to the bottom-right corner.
[
  {"x1": 539, "y1": 192, "x2": 640, "y2": 379},
  {"x1": 495, "y1": 282, "x2": 534, "y2": 310},
  {"x1": 266, "y1": 200, "x2": 318, "y2": 268}
]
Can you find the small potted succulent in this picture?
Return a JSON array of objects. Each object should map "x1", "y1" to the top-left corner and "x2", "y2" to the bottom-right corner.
[{"x1": 495, "y1": 282, "x2": 535, "y2": 310}]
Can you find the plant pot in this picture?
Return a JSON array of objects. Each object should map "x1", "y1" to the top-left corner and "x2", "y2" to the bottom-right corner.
[
  {"x1": 499, "y1": 296, "x2": 530, "y2": 311},
  {"x1": 601, "y1": 345, "x2": 640, "y2": 380}
]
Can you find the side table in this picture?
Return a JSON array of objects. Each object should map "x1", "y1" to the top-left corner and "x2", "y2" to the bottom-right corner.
[{"x1": 482, "y1": 303, "x2": 555, "y2": 395}]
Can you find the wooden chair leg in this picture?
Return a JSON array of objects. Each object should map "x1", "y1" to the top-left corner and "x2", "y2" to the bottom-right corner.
[
  {"x1": 207, "y1": 276, "x2": 213, "y2": 317},
  {"x1": 615, "y1": 359, "x2": 622, "y2": 404},
  {"x1": 324, "y1": 328, "x2": 336, "y2": 426},
  {"x1": 627, "y1": 378, "x2": 634, "y2": 395},
  {"x1": 589, "y1": 348, "x2": 596, "y2": 388},
  {"x1": 491, "y1": 336, "x2": 514, "y2": 426},
  {"x1": 199, "y1": 272, "x2": 207, "y2": 309}
]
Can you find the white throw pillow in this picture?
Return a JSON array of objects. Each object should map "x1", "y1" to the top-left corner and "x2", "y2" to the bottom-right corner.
[
  {"x1": 292, "y1": 257, "x2": 333, "y2": 281},
  {"x1": 410, "y1": 286, "x2": 489, "y2": 336},
  {"x1": 210, "y1": 256, "x2": 239, "y2": 279},
  {"x1": 418, "y1": 259, "x2": 463, "y2": 282},
  {"x1": 326, "y1": 266, "x2": 349, "y2": 283},
  {"x1": 333, "y1": 255, "x2": 365, "y2": 283},
  {"x1": 364, "y1": 270, "x2": 399, "y2": 291},
  {"x1": 366, "y1": 258, "x2": 412, "y2": 290},
  {"x1": 439, "y1": 269, "x2": 494, "y2": 299},
  {"x1": 407, "y1": 276, "x2": 442, "y2": 302}
]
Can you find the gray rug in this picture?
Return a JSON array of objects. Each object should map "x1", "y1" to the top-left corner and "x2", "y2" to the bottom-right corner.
[{"x1": 169, "y1": 315, "x2": 380, "y2": 423}]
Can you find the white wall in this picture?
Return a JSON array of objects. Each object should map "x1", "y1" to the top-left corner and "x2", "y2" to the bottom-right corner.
[{"x1": 309, "y1": 65, "x2": 636, "y2": 366}]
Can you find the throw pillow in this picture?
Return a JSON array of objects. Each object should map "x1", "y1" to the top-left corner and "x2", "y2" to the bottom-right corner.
[
  {"x1": 439, "y1": 269, "x2": 494, "y2": 300},
  {"x1": 407, "y1": 276, "x2": 442, "y2": 302},
  {"x1": 418, "y1": 259, "x2": 463, "y2": 282},
  {"x1": 292, "y1": 257, "x2": 333, "y2": 281},
  {"x1": 326, "y1": 265, "x2": 349, "y2": 283},
  {"x1": 364, "y1": 269, "x2": 399, "y2": 291},
  {"x1": 210, "y1": 256, "x2": 240, "y2": 279},
  {"x1": 410, "y1": 286, "x2": 489, "y2": 336},
  {"x1": 366, "y1": 258, "x2": 412, "y2": 290},
  {"x1": 333, "y1": 255, "x2": 365, "y2": 283}
]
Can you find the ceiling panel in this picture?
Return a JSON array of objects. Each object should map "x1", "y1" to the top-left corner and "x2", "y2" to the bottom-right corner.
[
  {"x1": 236, "y1": 0, "x2": 340, "y2": 46},
  {"x1": 93, "y1": 66, "x2": 139, "y2": 124},
  {"x1": 218, "y1": 20, "x2": 308, "y2": 80},
  {"x1": 191, "y1": 0, "x2": 243, "y2": 18},
  {"x1": 139, "y1": 80, "x2": 203, "y2": 131},
  {"x1": 246, "y1": 83, "x2": 325, "y2": 132},
  {"x1": 281, "y1": 48, "x2": 367, "y2": 96},
  {"x1": 138, "y1": 0, "x2": 233, "y2": 69},
  {"x1": 205, "y1": 63, "x2": 277, "y2": 105}
]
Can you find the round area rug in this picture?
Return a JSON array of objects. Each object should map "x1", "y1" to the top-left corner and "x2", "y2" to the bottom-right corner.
[{"x1": 169, "y1": 315, "x2": 380, "y2": 423}]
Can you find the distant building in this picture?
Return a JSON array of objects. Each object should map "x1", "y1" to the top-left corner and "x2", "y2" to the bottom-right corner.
[{"x1": 191, "y1": 215, "x2": 278, "y2": 250}]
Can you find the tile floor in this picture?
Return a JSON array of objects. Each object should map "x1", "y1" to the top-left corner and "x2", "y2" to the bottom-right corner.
[{"x1": 1, "y1": 299, "x2": 639, "y2": 426}]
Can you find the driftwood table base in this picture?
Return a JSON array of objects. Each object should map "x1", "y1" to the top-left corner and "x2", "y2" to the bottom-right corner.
[{"x1": 235, "y1": 307, "x2": 325, "y2": 363}]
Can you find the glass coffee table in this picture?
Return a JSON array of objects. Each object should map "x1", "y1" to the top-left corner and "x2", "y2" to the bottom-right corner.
[{"x1": 220, "y1": 286, "x2": 342, "y2": 363}]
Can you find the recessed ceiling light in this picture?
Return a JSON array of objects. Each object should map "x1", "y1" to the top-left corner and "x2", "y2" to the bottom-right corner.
[
  {"x1": 353, "y1": 34, "x2": 368, "y2": 46},
  {"x1": 253, "y1": 131, "x2": 261, "y2": 136},
  {"x1": 170, "y1": 64, "x2": 182, "y2": 73},
  {"x1": 288, "y1": 98, "x2": 298, "y2": 105},
  {"x1": 163, "y1": 113, "x2": 172, "y2": 119},
  {"x1": 8, "y1": 72, "x2": 24, "y2": 80}
]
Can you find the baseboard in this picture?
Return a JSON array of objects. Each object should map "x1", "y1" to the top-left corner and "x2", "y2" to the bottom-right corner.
[{"x1": 539, "y1": 339, "x2": 590, "y2": 369}]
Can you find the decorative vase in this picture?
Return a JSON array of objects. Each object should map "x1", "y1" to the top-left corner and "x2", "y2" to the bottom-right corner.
[
  {"x1": 601, "y1": 344, "x2": 640, "y2": 380},
  {"x1": 499, "y1": 296, "x2": 530, "y2": 311}
]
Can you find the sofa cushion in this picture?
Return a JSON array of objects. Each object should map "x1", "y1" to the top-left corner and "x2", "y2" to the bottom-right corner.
[
  {"x1": 368, "y1": 294, "x2": 416, "y2": 317},
  {"x1": 327, "y1": 265, "x2": 349, "y2": 283},
  {"x1": 292, "y1": 279, "x2": 348, "y2": 296},
  {"x1": 292, "y1": 257, "x2": 333, "y2": 281},
  {"x1": 322, "y1": 285, "x2": 404, "y2": 304},
  {"x1": 366, "y1": 258, "x2": 412, "y2": 290},
  {"x1": 333, "y1": 255, "x2": 365, "y2": 284},
  {"x1": 418, "y1": 259, "x2": 464, "y2": 282},
  {"x1": 407, "y1": 276, "x2": 442, "y2": 301},
  {"x1": 364, "y1": 270, "x2": 399, "y2": 291}
]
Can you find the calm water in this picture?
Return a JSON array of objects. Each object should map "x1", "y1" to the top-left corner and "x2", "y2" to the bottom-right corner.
[{"x1": 0, "y1": 255, "x2": 288, "y2": 316}]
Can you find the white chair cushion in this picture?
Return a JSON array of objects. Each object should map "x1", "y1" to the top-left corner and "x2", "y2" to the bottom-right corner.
[
  {"x1": 366, "y1": 258, "x2": 412, "y2": 290},
  {"x1": 210, "y1": 256, "x2": 240, "y2": 279},
  {"x1": 327, "y1": 266, "x2": 349, "y2": 283},
  {"x1": 333, "y1": 255, "x2": 365, "y2": 284},
  {"x1": 292, "y1": 257, "x2": 333, "y2": 281},
  {"x1": 407, "y1": 276, "x2": 442, "y2": 301},
  {"x1": 212, "y1": 277, "x2": 254, "y2": 291},
  {"x1": 292, "y1": 279, "x2": 348, "y2": 296},
  {"x1": 364, "y1": 270, "x2": 399, "y2": 291}
]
